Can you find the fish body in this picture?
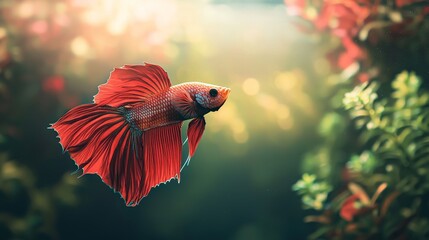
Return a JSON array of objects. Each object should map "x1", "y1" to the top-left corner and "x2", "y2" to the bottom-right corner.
[
  {"x1": 51, "y1": 63, "x2": 230, "y2": 206},
  {"x1": 126, "y1": 82, "x2": 228, "y2": 130}
]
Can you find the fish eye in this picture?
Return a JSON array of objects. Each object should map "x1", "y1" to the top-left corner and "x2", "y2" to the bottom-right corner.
[{"x1": 209, "y1": 88, "x2": 218, "y2": 97}]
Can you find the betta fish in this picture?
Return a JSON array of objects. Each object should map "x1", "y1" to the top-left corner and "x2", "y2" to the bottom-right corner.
[{"x1": 51, "y1": 63, "x2": 230, "y2": 206}]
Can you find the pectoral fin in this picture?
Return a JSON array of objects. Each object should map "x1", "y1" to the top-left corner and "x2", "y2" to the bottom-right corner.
[{"x1": 181, "y1": 117, "x2": 206, "y2": 170}]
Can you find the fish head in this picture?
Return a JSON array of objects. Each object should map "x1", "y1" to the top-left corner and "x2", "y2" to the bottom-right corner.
[
  {"x1": 172, "y1": 82, "x2": 231, "y2": 119},
  {"x1": 193, "y1": 83, "x2": 231, "y2": 112}
]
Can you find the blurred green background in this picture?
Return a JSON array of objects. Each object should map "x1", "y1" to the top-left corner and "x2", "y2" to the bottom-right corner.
[
  {"x1": 0, "y1": 1, "x2": 319, "y2": 239},
  {"x1": 4, "y1": 0, "x2": 426, "y2": 239}
]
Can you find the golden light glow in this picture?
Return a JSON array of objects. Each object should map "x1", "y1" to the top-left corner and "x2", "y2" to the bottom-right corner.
[
  {"x1": 275, "y1": 72, "x2": 296, "y2": 91},
  {"x1": 233, "y1": 130, "x2": 249, "y2": 144},
  {"x1": 305, "y1": 7, "x2": 318, "y2": 20},
  {"x1": 276, "y1": 105, "x2": 292, "y2": 130},
  {"x1": 257, "y1": 94, "x2": 279, "y2": 111},
  {"x1": 70, "y1": 37, "x2": 90, "y2": 57},
  {"x1": 231, "y1": 119, "x2": 249, "y2": 143},
  {"x1": 242, "y1": 78, "x2": 260, "y2": 96},
  {"x1": 277, "y1": 117, "x2": 294, "y2": 130},
  {"x1": 11, "y1": 0, "x2": 310, "y2": 147},
  {"x1": 231, "y1": 118, "x2": 246, "y2": 133},
  {"x1": 55, "y1": 2, "x2": 67, "y2": 14},
  {"x1": 0, "y1": 28, "x2": 6, "y2": 39},
  {"x1": 276, "y1": 105, "x2": 290, "y2": 120},
  {"x1": 17, "y1": 1, "x2": 35, "y2": 19},
  {"x1": 209, "y1": 102, "x2": 249, "y2": 144}
]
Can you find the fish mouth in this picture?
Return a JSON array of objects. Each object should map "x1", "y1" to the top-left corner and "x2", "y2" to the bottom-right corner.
[
  {"x1": 223, "y1": 88, "x2": 231, "y2": 96},
  {"x1": 210, "y1": 87, "x2": 230, "y2": 111}
]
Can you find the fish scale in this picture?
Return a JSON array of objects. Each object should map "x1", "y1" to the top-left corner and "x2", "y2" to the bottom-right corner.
[
  {"x1": 127, "y1": 83, "x2": 215, "y2": 131},
  {"x1": 127, "y1": 85, "x2": 190, "y2": 130}
]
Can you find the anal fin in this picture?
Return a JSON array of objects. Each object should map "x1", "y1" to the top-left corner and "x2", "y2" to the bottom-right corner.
[{"x1": 142, "y1": 123, "x2": 183, "y2": 195}]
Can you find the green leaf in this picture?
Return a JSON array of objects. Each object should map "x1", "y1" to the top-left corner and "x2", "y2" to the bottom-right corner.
[
  {"x1": 347, "y1": 151, "x2": 378, "y2": 174},
  {"x1": 293, "y1": 174, "x2": 332, "y2": 210}
]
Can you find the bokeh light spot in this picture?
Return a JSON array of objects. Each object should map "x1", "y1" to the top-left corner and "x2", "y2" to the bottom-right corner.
[
  {"x1": 17, "y1": 1, "x2": 34, "y2": 19},
  {"x1": 0, "y1": 28, "x2": 6, "y2": 39},
  {"x1": 257, "y1": 94, "x2": 279, "y2": 111},
  {"x1": 107, "y1": 14, "x2": 128, "y2": 35},
  {"x1": 29, "y1": 21, "x2": 48, "y2": 35},
  {"x1": 305, "y1": 7, "x2": 318, "y2": 20},
  {"x1": 233, "y1": 130, "x2": 249, "y2": 144},
  {"x1": 82, "y1": 10, "x2": 103, "y2": 25},
  {"x1": 276, "y1": 105, "x2": 290, "y2": 120},
  {"x1": 277, "y1": 117, "x2": 294, "y2": 130},
  {"x1": 231, "y1": 119, "x2": 246, "y2": 133},
  {"x1": 231, "y1": 118, "x2": 248, "y2": 143},
  {"x1": 275, "y1": 72, "x2": 296, "y2": 91},
  {"x1": 70, "y1": 37, "x2": 90, "y2": 57},
  {"x1": 242, "y1": 78, "x2": 260, "y2": 96}
]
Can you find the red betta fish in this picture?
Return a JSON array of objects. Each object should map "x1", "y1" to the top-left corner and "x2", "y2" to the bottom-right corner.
[{"x1": 51, "y1": 63, "x2": 230, "y2": 206}]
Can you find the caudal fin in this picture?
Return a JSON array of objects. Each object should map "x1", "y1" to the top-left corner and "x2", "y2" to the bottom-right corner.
[
  {"x1": 51, "y1": 104, "x2": 185, "y2": 206},
  {"x1": 51, "y1": 104, "x2": 148, "y2": 206}
]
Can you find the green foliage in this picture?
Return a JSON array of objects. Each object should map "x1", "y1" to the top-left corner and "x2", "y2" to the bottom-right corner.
[
  {"x1": 294, "y1": 71, "x2": 429, "y2": 239},
  {"x1": 293, "y1": 174, "x2": 332, "y2": 210},
  {"x1": 345, "y1": 72, "x2": 429, "y2": 195},
  {"x1": 0, "y1": 153, "x2": 78, "y2": 239},
  {"x1": 347, "y1": 151, "x2": 377, "y2": 174},
  {"x1": 318, "y1": 112, "x2": 347, "y2": 141}
]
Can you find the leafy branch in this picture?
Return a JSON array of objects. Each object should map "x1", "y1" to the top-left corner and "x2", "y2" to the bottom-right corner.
[{"x1": 293, "y1": 71, "x2": 429, "y2": 239}]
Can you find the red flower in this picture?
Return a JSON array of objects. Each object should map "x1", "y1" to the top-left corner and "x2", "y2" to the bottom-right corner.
[
  {"x1": 357, "y1": 72, "x2": 370, "y2": 83},
  {"x1": 43, "y1": 76, "x2": 65, "y2": 93},
  {"x1": 340, "y1": 194, "x2": 361, "y2": 221},
  {"x1": 338, "y1": 36, "x2": 365, "y2": 69},
  {"x1": 314, "y1": 1, "x2": 370, "y2": 38}
]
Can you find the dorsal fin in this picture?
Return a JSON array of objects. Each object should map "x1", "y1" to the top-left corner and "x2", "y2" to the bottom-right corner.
[{"x1": 94, "y1": 63, "x2": 171, "y2": 107}]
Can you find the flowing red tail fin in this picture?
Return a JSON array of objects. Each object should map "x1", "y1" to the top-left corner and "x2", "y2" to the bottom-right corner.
[
  {"x1": 52, "y1": 104, "x2": 145, "y2": 205},
  {"x1": 51, "y1": 104, "x2": 146, "y2": 205},
  {"x1": 51, "y1": 104, "x2": 183, "y2": 206}
]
